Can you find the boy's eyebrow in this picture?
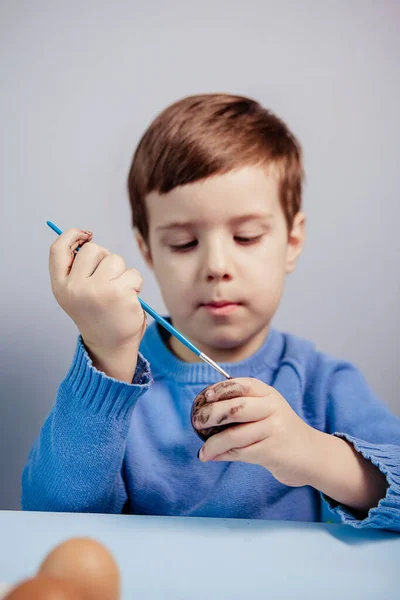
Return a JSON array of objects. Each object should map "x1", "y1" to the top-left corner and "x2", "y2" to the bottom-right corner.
[
  {"x1": 155, "y1": 221, "x2": 195, "y2": 232},
  {"x1": 156, "y1": 213, "x2": 274, "y2": 232},
  {"x1": 229, "y1": 213, "x2": 274, "y2": 225}
]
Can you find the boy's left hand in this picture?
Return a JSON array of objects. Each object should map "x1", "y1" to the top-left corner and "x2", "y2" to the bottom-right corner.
[{"x1": 194, "y1": 378, "x2": 320, "y2": 487}]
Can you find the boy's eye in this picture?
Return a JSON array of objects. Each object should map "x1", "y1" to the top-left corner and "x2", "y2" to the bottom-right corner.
[
  {"x1": 169, "y1": 235, "x2": 263, "y2": 251},
  {"x1": 235, "y1": 235, "x2": 263, "y2": 244},
  {"x1": 169, "y1": 240, "x2": 198, "y2": 251}
]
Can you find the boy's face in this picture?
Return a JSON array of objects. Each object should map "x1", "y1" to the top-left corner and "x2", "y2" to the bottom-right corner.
[{"x1": 136, "y1": 166, "x2": 305, "y2": 362}]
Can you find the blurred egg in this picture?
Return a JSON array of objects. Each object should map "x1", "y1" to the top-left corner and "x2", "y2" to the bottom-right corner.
[
  {"x1": 3, "y1": 576, "x2": 87, "y2": 599},
  {"x1": 38, "y1": 537, "x2": 119, "y2": 600}
]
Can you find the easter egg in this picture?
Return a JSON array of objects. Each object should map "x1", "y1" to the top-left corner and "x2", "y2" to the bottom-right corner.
[
  {"x1": 191, "y1": 386, "x2": 234, "y2": 441},
  {"x1": 3, "y1": 576, "x2": 87, "y2": 599},
  {"x1": 38, "y1": 537, "x2": 119, "y2": 600}
]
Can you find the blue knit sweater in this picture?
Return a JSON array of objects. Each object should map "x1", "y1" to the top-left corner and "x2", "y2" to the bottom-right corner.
[{"x1": 22, "y1": 323, "x2": 400, "y2": 530}]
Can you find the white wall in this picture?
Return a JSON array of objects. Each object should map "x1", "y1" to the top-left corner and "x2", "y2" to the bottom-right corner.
[{"x1": 1, "y1": 0, "x2": 399, "y2": 509}]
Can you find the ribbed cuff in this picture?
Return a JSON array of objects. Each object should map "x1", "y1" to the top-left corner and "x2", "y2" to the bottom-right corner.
[
  {"x1": 322, "y1": 433, "x2": 400, "y2": 532},
  {"x1": 61, "y1": 336, "x2": 153, "y2": 420}
]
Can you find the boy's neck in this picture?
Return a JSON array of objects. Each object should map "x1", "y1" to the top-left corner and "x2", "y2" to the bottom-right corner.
[{"x1": 167, "y1": 324, "x2": 270, "y2": 364}]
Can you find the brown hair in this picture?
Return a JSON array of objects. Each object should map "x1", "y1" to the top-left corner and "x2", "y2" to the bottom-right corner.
[{"x1": 128, "y1": 93, "x2": 303, "y2": 241}]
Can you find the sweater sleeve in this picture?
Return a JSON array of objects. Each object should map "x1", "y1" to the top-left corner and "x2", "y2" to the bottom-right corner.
[
  {"x1": 322, "y1": 364, "x2": 400, "y2": 531},
  {"x1": 21, "y1": 336, "x2": 152, "y2": 513}
]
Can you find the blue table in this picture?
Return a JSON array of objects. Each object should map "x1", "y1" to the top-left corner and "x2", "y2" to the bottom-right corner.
[{"x1": 0, "y1": 510, "x2": 399, "y2": 599}]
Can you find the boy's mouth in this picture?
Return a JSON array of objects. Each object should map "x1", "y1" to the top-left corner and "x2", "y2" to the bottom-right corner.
[{"x1": 199, "y1": 301, "x2": 242, "y2": 315}]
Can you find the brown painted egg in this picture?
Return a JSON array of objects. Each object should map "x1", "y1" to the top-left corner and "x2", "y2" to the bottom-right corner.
[
  {"x1": 38, "y1": 537, "x2": 119, "y2": 600},
  {"x1": 191, "y1": 385, "x2": 235, "y2": 441},
  {"x1": 3, "y1": 576, "x2": 87, "y2": 599}
]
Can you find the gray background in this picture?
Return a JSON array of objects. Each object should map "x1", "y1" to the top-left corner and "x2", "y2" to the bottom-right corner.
[{"x1": 1, "y1": 1, "x2": 399, "y2": 511}]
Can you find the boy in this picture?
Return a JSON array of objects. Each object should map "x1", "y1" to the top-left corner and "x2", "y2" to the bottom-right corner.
[{"x1": 22, "y1": 94, "x2": 400, "y2": 530}]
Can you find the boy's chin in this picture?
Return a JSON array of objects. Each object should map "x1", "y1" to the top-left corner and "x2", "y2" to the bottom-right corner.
[{"x1": 197, "y1": 324, "x2": 268, "y2": 351}]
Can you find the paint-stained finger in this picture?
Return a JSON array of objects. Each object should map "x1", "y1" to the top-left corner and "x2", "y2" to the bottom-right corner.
[
  {"x1": 193, "y1": 396, "x2": 272, "y2": 430},
  {"x1": 204, "y1": 379, "x2": 250, "y2": 403}
]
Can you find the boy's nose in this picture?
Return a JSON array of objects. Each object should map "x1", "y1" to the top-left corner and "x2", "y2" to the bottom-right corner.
[
  {"x1": 203, "y1": 245, "x2": 233, "y2": 282},
  {"x1": 207, "y1": 270, "x2": 231, "y2": 282}
]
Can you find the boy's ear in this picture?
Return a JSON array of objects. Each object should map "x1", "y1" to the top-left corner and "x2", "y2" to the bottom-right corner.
[
  {"x1": 285, "y1": 212, "x2": 306, "y2": 274},
  {"x1": 135, "y1": 229, "x2": 153, "y2": 270}
]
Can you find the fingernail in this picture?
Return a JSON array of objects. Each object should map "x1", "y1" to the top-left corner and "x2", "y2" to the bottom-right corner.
[
  {"x1": 205, "y1": 389, "x2": 215, "y2": 402},
  {"x1": 198, "y1": 447, "x2": 205, "y2": 461},
  {"x1": 84, "y1": 230, "x2": 93, "y2": 237}
]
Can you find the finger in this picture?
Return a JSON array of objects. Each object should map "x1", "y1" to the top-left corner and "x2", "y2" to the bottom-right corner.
[
  {"x1": 205, "y1": 377, "x2": 272, "y2": 403},
  {"x1": 91, "y1": 253, "x2": 126, "y2": 282},
  {"x1": 193, "y1": 396, "x2": 272, "y2": 430},
  {"x1": 71, "y1": 236, "x2": 92, "y2": 254},
  {"x1": 200, "y1": 420, "x2": 268, "y2": 462},
  {"x1": 116, "y1": 268, "x2": 143, "y2": 294},
  {"x1": 204, "y1": 379, "x2": 250, "y2": 403},
  {"x1": 49, "y1": 228, "x2": 93, "y2": 285},
  {"x1": 211, "y1": 440, "x2": 265, "y2": 465},
  {"x1": 69, "y1": 243, "x2": 110, "y2": 279}
]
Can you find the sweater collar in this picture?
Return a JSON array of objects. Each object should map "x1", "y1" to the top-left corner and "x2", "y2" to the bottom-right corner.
[{"x1": 139, "y1": 318, "x2": 284, "y2": 385}]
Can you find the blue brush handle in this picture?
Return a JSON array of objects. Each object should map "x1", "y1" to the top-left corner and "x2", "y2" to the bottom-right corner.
[
  {"x1": 46, "y1": 221, "x2": 201, "y2": 357},
  {"x1": 47, "y1": 221, "x2": 63, "y2": 236},
  {"x1": 137, "y1": 298, "x2": 200, "y2": 356}
]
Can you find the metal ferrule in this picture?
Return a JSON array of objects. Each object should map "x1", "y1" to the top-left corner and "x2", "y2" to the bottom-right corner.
[{"x1": 199, "y1": 353, "x2": 231, "y2": 380}]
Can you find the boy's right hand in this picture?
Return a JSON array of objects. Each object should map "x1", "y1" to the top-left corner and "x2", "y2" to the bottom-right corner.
[{"x1": 49, "y1": 228, "x2": 146, "y2": 382}]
